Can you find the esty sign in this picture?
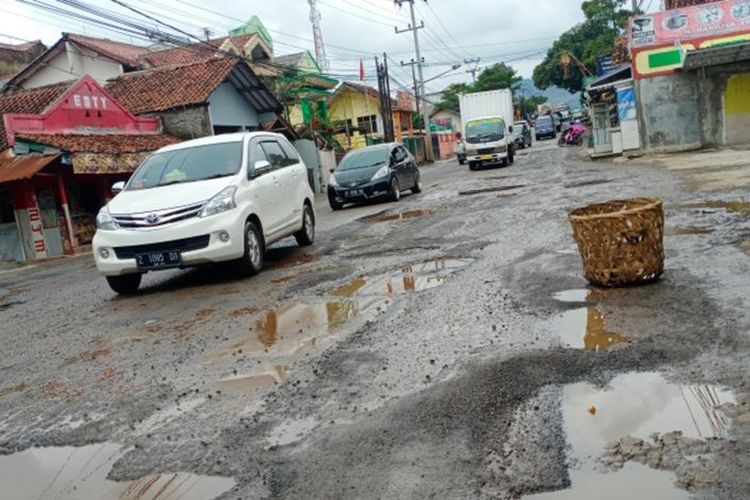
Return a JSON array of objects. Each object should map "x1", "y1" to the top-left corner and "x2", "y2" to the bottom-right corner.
[{"x1": 71, "y1": 93, "x2": 109, "y2": 110}]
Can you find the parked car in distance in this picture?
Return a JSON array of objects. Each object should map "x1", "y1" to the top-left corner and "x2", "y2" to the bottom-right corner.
[
  {"x1": 327, "y1": 143, "x2": 422, "y2": 210},
  {"x1": 513, "y1": 121, "x2": 532, "y2": 149},
  {"x1": 93, "y1": 132, "x2": 316, "y2": 295},
  {"x1": 535, "y1": 115, "x2": 557, "y2": 141}
]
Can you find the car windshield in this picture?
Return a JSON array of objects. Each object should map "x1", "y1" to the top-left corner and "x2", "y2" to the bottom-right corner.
[
  {"x1": 337, "y1": 147, "x2": 390, "y2": 172},
  {"x1": 465, "y1": 118, "x2": 505, "y2": 144},
  {"x1": 127, "y1": 142, "x2": 243, "y2": 191},
  {"x1": 537, "y1": 117, "x2": 553, "y2": 127},
  {"x1": 513, "y1": 124, "x2": 525, "y2": 137}
]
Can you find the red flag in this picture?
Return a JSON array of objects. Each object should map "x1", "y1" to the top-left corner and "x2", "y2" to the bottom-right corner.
[{"x1": 359, "y1": 59, "x2": 365, "y2": 81}]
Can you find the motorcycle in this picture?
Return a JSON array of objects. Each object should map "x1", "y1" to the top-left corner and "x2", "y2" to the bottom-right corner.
[{"x1": 558, "y1": 122, "x2": 586, "y2": 146}]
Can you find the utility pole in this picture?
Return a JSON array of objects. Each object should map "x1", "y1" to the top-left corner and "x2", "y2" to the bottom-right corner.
[
  {"x1": 376, "y1": 56, "x2": 396, "y2": 142},
  {"x1": 308, "y1": 0, "x2": 330, "y2": 70},
  {"x1": 632, "y1": 0, "x2": 639, "y2": 13},
  {"x1": 464, "y1": 58, "x2": 481, "y2": 82},
  {"x1": 400, "y1": 58, "x2": 422, "y2": 115},
  {"x1": 395, "y1": 0, "x2": 433, "y2": 161}
]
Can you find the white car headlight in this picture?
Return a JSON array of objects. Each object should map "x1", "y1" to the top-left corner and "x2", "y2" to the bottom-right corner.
[
  {"x1": 329, "y1": 174, "x2": 339, "y2": 187},
  {"x1": 371, "y1": 165, "x2": 390, "y2": 181},
  {"x1": 200, "y1": 186, "x2": 237, "y2": 218},
  {"x1": 95, "y1": 208, "x2": 118, "y2": 231}
]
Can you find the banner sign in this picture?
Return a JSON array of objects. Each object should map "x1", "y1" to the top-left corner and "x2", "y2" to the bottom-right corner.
[
  {"x1": 631, "y1": 0, "x2": 750, "y2": 47},
  {"x1": 72, "y1": 153, "x2": 146, "y2": 174},
  {"x1": 597, "y1": 55, "x2": 617, "y2": 76}
]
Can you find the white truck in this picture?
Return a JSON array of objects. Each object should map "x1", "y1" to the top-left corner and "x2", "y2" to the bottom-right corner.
[{"x1": 459, "y1": 89, "x2": 515, "y2": 170}]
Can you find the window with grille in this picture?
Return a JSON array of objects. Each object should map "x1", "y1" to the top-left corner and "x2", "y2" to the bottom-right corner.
[{"x1": 357, "y1": 115, "x2": 378, "y2": 134}]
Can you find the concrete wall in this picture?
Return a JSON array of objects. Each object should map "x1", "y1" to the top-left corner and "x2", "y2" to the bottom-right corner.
[
  {"x1": 636, "y1": 73, "x2": 702, "y2": 153},
  {"x1": 23, "y1": 43, "x2": 123, "y2": 89},
  {"x1": 207, "y1": 82, "x2": 260, "y2": 128},
  {"x1": 156, "y1": 106, "x2": 212, "y2": 141}
]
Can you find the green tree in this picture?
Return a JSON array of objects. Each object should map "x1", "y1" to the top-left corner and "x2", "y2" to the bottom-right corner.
[
  {"x1": 533, "y1": 0, "x2": 633, "y2": 93},
  {"x1": 434, "y1": 82, "x2": 472, "y2": 112},
  {"x1": 474, "y1": 63, "x2": 522, "y2": 92},
  {"x1": 518, "y1": 95, "x2": 548, "y2": 116}
]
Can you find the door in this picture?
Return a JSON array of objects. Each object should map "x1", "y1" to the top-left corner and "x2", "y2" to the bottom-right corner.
[
  {"x1": 259, "y1": 139, "x2": 299, "y2": 234},
  {"x1": 391, "y1": 146, "x2": 413, "y2": 188},
  {"x1": 244, "y1": 141, "x2": 286, "y2": 238},
  {"x1": 400, "y1": 145, "x2": 418, "y2": 185}
]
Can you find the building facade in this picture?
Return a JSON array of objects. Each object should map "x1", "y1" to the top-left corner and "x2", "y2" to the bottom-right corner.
[
  {"x1": 630, "y1": 0, "x2": 750, "y2": 152},
  {"x1": 0, "y1": 77, "x2": 175, "y2": 262}
]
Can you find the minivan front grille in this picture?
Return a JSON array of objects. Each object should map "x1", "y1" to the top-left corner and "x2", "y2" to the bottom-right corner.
[
  {"x1": 112, "y1": 202, "x2": 205, "y2": 229},
  {"x1": 113, "y1": 235, "x2": 210, "y2": 259}
]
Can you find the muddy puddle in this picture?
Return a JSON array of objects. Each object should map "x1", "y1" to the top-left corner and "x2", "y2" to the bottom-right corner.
[
  {"x1": 362, "y1": 209, "x2": 435, "y2": 223},
  {"x1": 458, "y1": 185, "x2": 525, "y2": 196},
  {"x1": 564, "y1": 179, "x2": 613, "y2": 189},
  {"x1": 681, "y1": 200, "x2": 750, "y2": 217},
  {"x1": 553, "y1": 290, "x2": 626, "y2": 351},
  {"x1": 212, "y1": 365, "x2": 291, "y2": 395},
  {"x1": 0, "y1": 443, "x2": 235, "y2": 500},
  {"x1": 665, "y1": 226, "x2": 714, "y2": 236},
  {"x1": 204, "y1": 297, "x2": 388, "y2": 363},
  {"x1": 525, "y1": 372, "x2": 734, "y2": 499},
  {"x1": 330, "y1": 258, "x2": 473, "y2": 298}
]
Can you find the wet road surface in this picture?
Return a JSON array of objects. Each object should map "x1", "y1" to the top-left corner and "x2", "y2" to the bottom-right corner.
[{"x1": 2, "y1": 140, "x2": 750, "y2": 499}]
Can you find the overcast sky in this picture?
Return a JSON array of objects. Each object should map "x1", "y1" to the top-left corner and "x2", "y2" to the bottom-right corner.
[{"x1": 0, "y1": 0, "x2": 658, "y2": 92}]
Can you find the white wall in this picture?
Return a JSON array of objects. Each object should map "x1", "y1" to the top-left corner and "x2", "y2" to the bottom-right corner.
[
  {"x1": 207, "y1": 82, "x2": 260, "y2": 128},
  {"x1": 23, "y1": 42, "x2": 124, "y2": 89}
]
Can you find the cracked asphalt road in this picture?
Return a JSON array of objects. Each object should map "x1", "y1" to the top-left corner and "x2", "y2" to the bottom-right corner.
[{"x1": 1, "y1": 140, "x2": 750, "y2": 499}]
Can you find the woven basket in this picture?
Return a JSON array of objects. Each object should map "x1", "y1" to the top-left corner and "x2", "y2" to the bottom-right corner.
[{"x1": 568, "y1": 198, "x2": 664, "y2": 287}]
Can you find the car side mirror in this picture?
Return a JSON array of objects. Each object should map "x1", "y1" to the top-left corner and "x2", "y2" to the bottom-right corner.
[
  {"x1": 111, "y1": 181, "x2": 125, "y2": 194},
  {"x1": 508, "y1": 126, "x2": 514, "y2": 133},
  {"x1": 252, "y1": 160, "x2": 272, "y2": 178},
  {"x1": 330, "y1": 167, "x2": 336, "y2": 173}
]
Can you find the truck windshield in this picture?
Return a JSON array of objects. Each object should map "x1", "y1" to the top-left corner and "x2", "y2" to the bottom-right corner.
[
  {"x1": 127, "y1": 142, "x2": 243, "y2": 191},
  {"x1": 465, "y1": 118, "x2": 505, "y2": 144}
]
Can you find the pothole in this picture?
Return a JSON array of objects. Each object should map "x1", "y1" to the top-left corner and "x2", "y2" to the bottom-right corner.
[
  {"x1": 554, "y1": 308, "x2": 628, "y2": 351},
  {"x1": 665, "y1": 227, "x2": 714, "y2": 236},
  {"x1": 0, "y1": 443, "x2": 235, "y2": 500},
  {"x1": 212, "y1": 365, "x2": 291, "y2": 395},
  {"x1": 458, "y1": 185, "x2": 525, "y2": 196},
  {"x1": 564, "y1": 179, "x2": 613, "y2": 189},
  {"x1": 203, "y1": 298, "x2": 388, "y2": 364},
  {"x1": 525, "y1": 373, "x2": 735, "y2": 499},
  {"x1": 553, "y1": 290, "x2": 626, "y2": 351},
  {"x1": 362, "y1": 209, "x2": 435, "y2": 223},
  {"x1": 328, "y1": 258, "x2": 474, "y2": 297}
]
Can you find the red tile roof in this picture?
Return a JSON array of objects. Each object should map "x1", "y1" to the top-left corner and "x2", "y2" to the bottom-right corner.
[
  {"x1": 106, "y1": 58, "x2": 237, "y2": 114},
  {"x1": 16, "y1": 133, "x2": 178, "y2": 154},
  {"x1": 139, "y1": 34, "x2": 260, "y2": 68},
  {"x1": 65, "y1": 33, "x2": 147, "y2": 66},
  {"x1": 0, "y1": 80, "x2": 75, "y2": 150}
]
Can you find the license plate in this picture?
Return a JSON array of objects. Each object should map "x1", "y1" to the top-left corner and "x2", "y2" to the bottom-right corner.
[
  {"x1": 479, "y1": 154, "x2": 493, "y2": 160},
  {"x1": 135, "y1": 251, "x2": 181, "y2": 270},
  {"x1": 345, "y1": 189, "x2": 364, "y2": 198}
]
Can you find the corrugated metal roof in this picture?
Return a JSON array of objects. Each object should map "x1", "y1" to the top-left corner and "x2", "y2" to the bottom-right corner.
[
  {"x1": 0, "y1": 153, "x2": 59, "y2": 184},
  {"x1": 682, "y1": 42, "x2": 750, "y2": 71}
]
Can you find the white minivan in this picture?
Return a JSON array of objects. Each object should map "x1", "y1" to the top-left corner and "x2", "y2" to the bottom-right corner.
[{"x1": 93, "y1": 132, "x2": 316, "y2": 294}]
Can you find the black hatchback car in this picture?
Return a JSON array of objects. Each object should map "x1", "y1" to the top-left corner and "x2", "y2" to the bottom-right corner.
[
  {"x1": 535, "y1": 115, "x2": 556, "y2": 141},
  {"x1": 328, "y1": 143, "x2": 422, "y2": 210}
]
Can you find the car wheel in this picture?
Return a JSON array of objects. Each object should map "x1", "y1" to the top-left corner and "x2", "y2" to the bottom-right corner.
[
  {"x1": 294, "y1": 204, "x2": 315, "y2": 247},
  {"x1": 106, "y1": 274, "x2": 142, "y2": 295},
  {"x1": 241, "y1": 220, "x2": 264, "y2": 275},
  {"x1": 412, "y1": 173, "x2": 423, "y2": 194},
  {"x1": 390, "y1": 178, "x2": 401, "y2": 202},
  {"x1": 469, "y1": 162, "x2": 477, "y2": 171},
  {"x1": 458, "y1": 158, "x2": 465, "y2": 165}
]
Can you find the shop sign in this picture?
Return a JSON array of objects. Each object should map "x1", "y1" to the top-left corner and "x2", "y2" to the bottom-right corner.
[
  {"x1": 617, "y1": 88, "x2": 637, "y2": 122},
  {"x1": 631, "y1": 0, "x2": 750, "y2": 47},
  {"x1": 72, "y1": 153, "x2": 147, "y2": 174}
]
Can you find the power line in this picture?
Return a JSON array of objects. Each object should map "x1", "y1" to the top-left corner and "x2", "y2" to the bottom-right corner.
[{"x1": 423, "y1": 2, "x2": 475, "y2": 59}]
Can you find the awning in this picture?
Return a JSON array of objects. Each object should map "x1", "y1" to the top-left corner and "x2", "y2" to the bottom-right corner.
[
  {"x1": 683, "y1": 42, "x2": 750, "y2": 71},
  {"x1": 586, "y1": 65, "x2": 632, "y2": 92},
  {"x1": 0, "y1": 153, "x2": 59, "y2": 184}
]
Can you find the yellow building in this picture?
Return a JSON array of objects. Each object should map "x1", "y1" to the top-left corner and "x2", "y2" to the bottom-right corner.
[{"x1": 328, "y1": 82, "x2": 385, "y2": 149}]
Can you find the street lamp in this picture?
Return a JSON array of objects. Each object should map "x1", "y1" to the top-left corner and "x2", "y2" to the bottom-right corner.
[{"x1": 424, "y1": 64, "x2": 462, "y2": 84}]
